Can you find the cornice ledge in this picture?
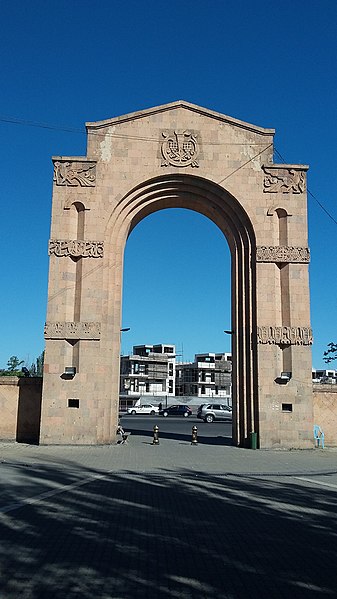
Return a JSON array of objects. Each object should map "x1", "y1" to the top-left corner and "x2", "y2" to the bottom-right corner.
[
  {"x1": 262, "y1": 163, "x2": 309, "y2": 171},
  {"x1": 52, "y1": 156, "x2": 97, "y2": 162},
  {"x1": 86, "y1": 101, "x2": 275, "y2": 136}
]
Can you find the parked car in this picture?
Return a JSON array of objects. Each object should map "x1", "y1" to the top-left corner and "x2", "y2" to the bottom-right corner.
[
  {"x1": 197, "y1": 403, "x2": 232, "y2": 423},
  {"x1": 127, "y1": 403, "x2": 159, "y2": 415},
  {"x1": 159, "y1": 404, "x2": 192, "y2": 417}
]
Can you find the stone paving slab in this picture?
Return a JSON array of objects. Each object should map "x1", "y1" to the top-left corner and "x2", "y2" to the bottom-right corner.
[
  {"x1": 1, "y1": 436, "x2": 337, "y2": 476},
  {"x1": 1, "y1": 438, "x2": 337, "y2": 598}
]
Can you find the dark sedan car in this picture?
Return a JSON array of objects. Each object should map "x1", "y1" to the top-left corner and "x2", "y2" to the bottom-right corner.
[{"x1": 159, "y1": 404, "x2": 192, "y2": 417}]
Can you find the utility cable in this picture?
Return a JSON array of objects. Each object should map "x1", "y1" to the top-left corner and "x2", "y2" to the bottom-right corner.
[
  {"x1": 217, "y1": 143, "x2": 273, "y2": 184},
  {"x1": 0, "y1": 114, "x2": 271, "y2": 146},
  {"x1": 2, "y1": 113, "x2": 336, "y2": 224},
  {"x1": 274, "y1": 148, "x2": 337, "y2": 227}
]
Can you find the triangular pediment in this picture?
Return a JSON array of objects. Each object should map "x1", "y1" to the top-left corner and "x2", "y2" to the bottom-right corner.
[{"x1": 86, "y1": 100, "x2": 274, "y2": 136}]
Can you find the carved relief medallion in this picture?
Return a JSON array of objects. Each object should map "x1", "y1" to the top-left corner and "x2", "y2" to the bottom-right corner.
[
  {"x1": 53, "y1": 160, "x2": 96, "y2": 187},
  {"x1": 256, "y1": 246, "x2": 310, "y2": 263},
  {"x1": 49, "y1": 239, "x2": 104, "y2": 258},
  {"x1": 262, "y1": 167, "x2": 306, "y2": 194},
  {"x1": 257, "y1": 326, "x2": 313, "y2": 345},
  {"x1": 161, "y1": 130, "x2": 199, "y2": 167},
  {"x1": 44, "y1": 321, "x2": 101, "y2": 339}
]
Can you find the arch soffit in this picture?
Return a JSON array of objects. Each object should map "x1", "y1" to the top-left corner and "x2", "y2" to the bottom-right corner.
[{"x1": 106, "y1": 174, "x2": 256, "y2": 255}]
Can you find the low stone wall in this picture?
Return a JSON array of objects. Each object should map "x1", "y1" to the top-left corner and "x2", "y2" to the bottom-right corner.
[
  {"x1": 0, "y1": 377, "x2": 42, "y2": 443},
  {"x1": 313, "y1": 385, "x2": 337, "y2": 446},
  {"x1": 1, "y1": 378, "x2": 336, "y2": 447}
]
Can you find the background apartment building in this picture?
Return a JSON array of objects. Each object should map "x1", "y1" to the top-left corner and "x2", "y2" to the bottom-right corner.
[
  {"x1": 312, "y1": 368, "x2": 337, "y2": 384},
  {"x1": 120, "y1": 344, "x2": 176, "y2": 408},
  {"x1": 175, "y1": 352, "x2": 232, "y2": 404},
  {"x1": 120, "y1": 344, "x2": 233, "y2": 410}
]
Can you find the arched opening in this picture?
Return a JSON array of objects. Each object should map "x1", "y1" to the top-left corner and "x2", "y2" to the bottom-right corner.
[
  {"x1": 121, "y1": 208, "x2": 232, "y2": 432},
  {"x1": 104, "y1": 174, "x2": 258, "y2": 447}
]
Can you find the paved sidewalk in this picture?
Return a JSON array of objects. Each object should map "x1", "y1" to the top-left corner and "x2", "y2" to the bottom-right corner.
[{"x1": 1, "y1": 437, "x2": 337, "y2": 598}]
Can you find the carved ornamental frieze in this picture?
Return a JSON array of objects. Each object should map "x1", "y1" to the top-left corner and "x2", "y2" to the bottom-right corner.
[
  {"x1": 257, "y1": 326, "x2": 313, "y2": 346},
  {"x1": 53, "y1": 160, "x2": 96, "y2": 187},
  {"x1": 49, "y1": 239, "x2": 104, "y2": 258},
  {"x1": 256, "y1": 246, "x2": 310, "y2": 263},
  {"x1": 262, "y1": 166, "x2": 306, "y2": 194},
  {"x1": 44, "y1": 321, "x2": 101, "y2": 340},
  {"x1": 161, "y1": 130, "x2": 199, "y2": 167}
]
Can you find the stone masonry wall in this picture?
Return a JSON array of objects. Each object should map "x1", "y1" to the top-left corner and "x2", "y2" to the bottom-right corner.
[
  {"x1": 0, "y1": 377, "x2": 42, "y2": 443},
  {"x1": 313, "y1": 386, "x2": 337, "y2": 447},
  {"x1": 1, "y1": 377, "x2": 335, "y2": 448}
]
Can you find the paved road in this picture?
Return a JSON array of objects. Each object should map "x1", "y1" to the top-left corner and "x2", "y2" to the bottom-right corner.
[
  {"x1": 1, "y1": 437, "x2": 337, "y2": 598},
  {"x1": 120, "y1": 415, "x2": 232, "y2": 444}
]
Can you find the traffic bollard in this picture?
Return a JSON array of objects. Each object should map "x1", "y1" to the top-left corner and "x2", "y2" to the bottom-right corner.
[
  {"x1": 191, "y1": 425, "x2": 198, "y2": 446},
  {"x1": 152, "y1": 425, "x2": 160, "y2": 445}
]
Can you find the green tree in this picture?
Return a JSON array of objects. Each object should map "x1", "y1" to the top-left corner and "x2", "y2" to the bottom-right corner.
[
  {"x1": 36, "y1": 351, "x2": 45, "y2": 376},
  {"x1": 0, "y1": 355, "x2": 24, "y2": 376},
  {"x1": 7, "y1": 356, "x2": 24, "y2": 373},
  {"x1": 29, "y1": 362, "x2": 37, "y2": 376},
  {"x1": 323, "y1": 342, "x2": 337, "y2": 363}
]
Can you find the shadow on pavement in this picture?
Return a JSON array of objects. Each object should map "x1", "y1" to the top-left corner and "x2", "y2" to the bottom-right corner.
[
  {"x1": 125, "y1": 427, "x2": 233, "y2": 446},
  {"x1": 1, "y1": 457, "x2": 337, "y2": 598}
]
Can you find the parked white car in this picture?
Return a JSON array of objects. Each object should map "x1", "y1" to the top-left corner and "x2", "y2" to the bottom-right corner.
[{"x1": 127, "y1": 404, "x2": 159, "y2": 415}]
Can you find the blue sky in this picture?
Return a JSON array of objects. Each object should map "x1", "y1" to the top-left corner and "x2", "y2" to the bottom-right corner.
[{"x1": 0, "y1": 0, "x2": 336, "y2": 369}]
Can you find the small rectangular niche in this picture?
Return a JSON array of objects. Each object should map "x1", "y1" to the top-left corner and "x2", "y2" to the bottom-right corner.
[
  {"x1": 68, "y1": 398, "x2": 80, "y2": 408},
  {"x1": 282, "y1": 403, "x2": 293, "y2": 412}
]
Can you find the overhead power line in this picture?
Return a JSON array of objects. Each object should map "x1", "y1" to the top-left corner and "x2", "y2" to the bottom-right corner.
[
  {"x1": 0, "y1": 114, "x2": 270, "y2": 146},
  {"x1": 1, "y1": 114, "x2": 336, "y2": 226},
  {"x1": 274, "y1": 148, "x2": 337, "y2": 227},
  {"x1": 217, "y1": 143, "x2": 273, "y2": 184}
]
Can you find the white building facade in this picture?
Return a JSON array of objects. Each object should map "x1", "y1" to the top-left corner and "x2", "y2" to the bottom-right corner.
[
  {"x1": 120, "y1": 344, "x2": 176, "y2": 400},
  {"x1": 175, "y1": 353, "x2": 232, "y2": 404}
]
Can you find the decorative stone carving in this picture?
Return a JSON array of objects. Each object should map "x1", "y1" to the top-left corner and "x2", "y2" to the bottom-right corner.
[
  {"x1": 49, "y1": 239, "x2": 104, "y2": 258},
  {"x1": 161, "y1": 130, "x2": 199, "y2": 167},
  {"x1": 257, "y1": 326, "x2": 313, "y2": 345},
  {"x1": 262, "y1": 167, "x2": 306, "y2": 194},
  {"x1": 256, "y1": 246, "x2": 310, "y2": 263},
  {"x1": 44, "y1": 321, "x2": 101, "y2": 340},
  {"x1": 53, "y1": 160, "x2": 96, "y2": 187}
]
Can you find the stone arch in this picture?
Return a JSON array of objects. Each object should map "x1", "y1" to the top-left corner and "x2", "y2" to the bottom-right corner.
[
  {"x1": 41, "y1": 101, "x2": 313, "y2": 449},
  {"x1": 101, "y1": 174, "x2": 258, "y2": 447}
]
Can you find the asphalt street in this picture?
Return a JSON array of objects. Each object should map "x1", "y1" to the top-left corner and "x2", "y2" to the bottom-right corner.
[{"x1": 120, "y1": 415, "x2": 232, "y2": 445}]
